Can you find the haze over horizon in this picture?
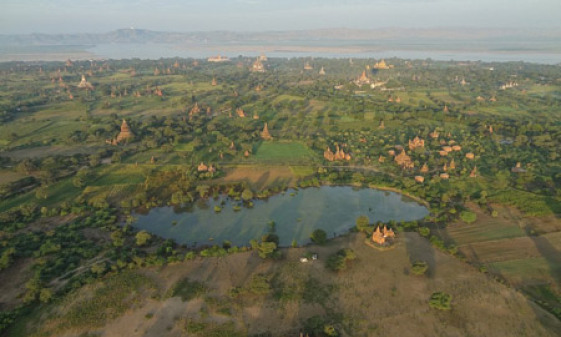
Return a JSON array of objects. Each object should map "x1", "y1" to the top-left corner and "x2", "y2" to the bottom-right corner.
[{"x1": 1, "y1": 0, "x2": 561, "y2": 35}]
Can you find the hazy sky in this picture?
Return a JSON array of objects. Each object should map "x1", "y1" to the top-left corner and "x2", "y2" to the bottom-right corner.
[{"x1": 1, "y1": 0, "x2": 560, "y2": 34}]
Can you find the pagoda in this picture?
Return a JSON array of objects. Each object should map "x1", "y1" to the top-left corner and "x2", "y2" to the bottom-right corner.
[
  {"x1": 353, "y1": 70, "x2": 371, "y2": 87},
  {"x1": 211, "y1": 77, "x2": 218, "y2": 86},
  {"x1": 324, "y1": 147, "x2": 335, "y2": 161},
  {"x1": 77, "y1": 75, "x2": 94, "y2": 90},
  {"x1": 371, "y1": 225, "x2": 395, "y2": 245},
  {"x1": 319, "y1": 67, "x2": 326, "y2": 76},
  {"x1": 261, "y1": 123, "x2": 273, "y2": 140},
  {"x1": 251, "y1": 58, "x2": 266, "y2": 73},
  {"x1": 189, "y1": 103, "x2": 201, "y2": 117},
  {"x1": 379, "y1": 120, "x2": 385, "y2": 130},
  {"x1": 420, "y1": 163, "x2": 429, "y2": 173},
  {"x1": 197, "y1": 162, "x2": 209, "y2": 172},
  {"x1": 116, "y1": 119, "x2": 133, "y2": 143},
  {"x1": 373, "y1": 59, "x2": 390, "y2": 70},
  {"x1": 304, "y1": 62, "x2": 313, "y2": 70},
  {"x1": 470, "y1": 166, "x2": 478, "y2": 178},
  {"x1": 235, "y1": 108, "x2": 245, "y2": 117},
  {"x1": 394, "y1": 150, "x2": 414, "y2": 169},
  {"x1": 429, "y1": 130, "x2": 439, "y2": 139},
  {"x1": 408, "y1": 136, "x2": 425, "y2": 150}
]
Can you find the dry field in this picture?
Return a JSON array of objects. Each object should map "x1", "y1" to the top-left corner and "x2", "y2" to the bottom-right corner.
[
  {"x1": 216, "y1": 165, "x2": 298, "y2": 190},
  {"x1": 22, "y1": 232, "x2": 561, "y2": 337}
]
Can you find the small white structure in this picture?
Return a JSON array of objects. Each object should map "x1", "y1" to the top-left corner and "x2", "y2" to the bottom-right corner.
[{"x1": 299, "y1": 257, "x2": 309, "y2": 263}]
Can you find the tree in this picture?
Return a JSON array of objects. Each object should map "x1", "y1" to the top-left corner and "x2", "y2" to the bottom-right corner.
[
  {"x1": 241, "y1": 189, "x2": 254, "y2": 201},
  {"x1": 429, "y1": 292, "x2": 452, "y2": 310},
  {"x1": 257, "y1": 241, "x2": 277, "y2": 258},
  {"x1": 356, "y1": 215, "x2": 369, "y2": 232},
  {"x1": 110, "y1": 230, "x2": 124, "y2": 247},
  {"x1": 136, "y1": 230, "x2": 152, "y2": 246},
  {"x1": 460, "y1": 211, "x2": 477, "y2": 224},
  {"x1": 310, "y1": 229, "x2": 328, "y2": 245},
  {"x1": 325, "y1": 248, "x2": 356, "y2": 271},
  {"x1": 39, "y1": 288, "x2": 53, "y2": 303},
  {"x1": 411, "y1": 261, "x2": 429, "y2": 276}
]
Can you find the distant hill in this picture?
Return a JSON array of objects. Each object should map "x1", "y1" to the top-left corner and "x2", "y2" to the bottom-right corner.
[{"x1": 1, "y1": 28, "x2": 561, "y2": 46}]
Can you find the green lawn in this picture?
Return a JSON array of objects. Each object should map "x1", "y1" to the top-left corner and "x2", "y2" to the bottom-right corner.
[{"x1": 250, "y1": 141, "x2": 317, "y2": 164}]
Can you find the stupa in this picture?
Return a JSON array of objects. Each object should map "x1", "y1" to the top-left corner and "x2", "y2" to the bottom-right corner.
[
  {"x1": 77, "y1": 75, "x2": 94, "y2": 90},
  {"x1": 319, "y1": 67, "x2": 326, "y2": 75},
  {"x1": 261, "y1": 123, "x2": 273, "y2": 140},
  {"x1": 251, "y1": 58, "x2": 266, "y2": 73},
  {"x1": 116, "y1": 119, "x2": 133, "y2": 143}
]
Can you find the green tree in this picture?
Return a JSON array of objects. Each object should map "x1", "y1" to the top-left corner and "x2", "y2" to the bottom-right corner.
[
  {"x1": 136, "y1": 230, "x2": 152, "y2": 246},
  {"x1": 460, "y1": 211, "x2": 477, "y2": 224},
  {"x1": 241, "y1": 189, "x2": 254, "y2": 201},
  {"x1": 310, "y1": 229, "x2": 328, "y2": 245},
  {"x1": 429, "y1": 292, "x2": 452, "y2": 310},
  {"x1": 356, "y1": 215, "x2": 369, "y2": 232},
  {"x1": 39, "y1": 288, "x2": 53, "y2": 303}
]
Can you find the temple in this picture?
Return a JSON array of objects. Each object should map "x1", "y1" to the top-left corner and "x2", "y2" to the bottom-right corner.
[
  {"x1": 251, "y1": 58, "x2": 266, "y2": 73},
  {"x1": 235, "y1": 108, "x2": 245, "y2": 117},
  {"x1": 373, "y1": 59, "x2": 390, "y2": 70},
  {"x1": 421, "y1": 163, "x2": 429, "y2": 173},
  {"x1": 470, "y1": 166, "x2": 478, "y2": 178},
  {"x1": 115, "y1": 119, "x2": 133, "y2": 143},
  {"x1": 371, "y1": 225, "x2": 395, "y2": 245},
  {"x1": 211, "y1": 77, "x2": 218, "y2": 86},
  {"x1": 379, "y1": 120, "x2": 385, "y2": 130},
  {"x1": 189, "y1": 103, "x2": 201, "y2": 117},
  {"x1": 408, "y1": 136, "x2": 425, "y2": 150},
  {"x1": 429, "y1": 130, "x2": 439, "y2": 139},
  {"x1": 304, "y1": 62, "x2": 313, "y2": 70},
  {"x1": 77, "y1": 75, "x2": 94, "y2": 90},
  {"x1": 353, "y1": 70, "x2": 371, "y2": 87},
  {"x1": 261, "y1": 123, "x2": 273, "y2": 140},
  {"x1": 324, "y1": 145, "x2": 351, "y2": 162},
  {"x1": 511, "y1": 162, "x2": 526, "y2": 173},
  {"x1": 207, "y1": 55, "x2": 230, "y2": 63},
  {"x1": 319, "y1": 67, "x2": 326, "y2": 76},
  {"x1": 394, "y1": 150, "x2": 414, "y2": 169}
]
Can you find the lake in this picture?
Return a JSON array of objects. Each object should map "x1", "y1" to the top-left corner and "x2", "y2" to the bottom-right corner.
[{"x1": 132, "y1": 186, "x2": 429, "y2": 247}]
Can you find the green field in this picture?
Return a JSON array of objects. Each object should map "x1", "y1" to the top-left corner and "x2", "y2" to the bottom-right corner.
[{"x1": 250, "y1": 141, "x2": 317, "y2": 164}]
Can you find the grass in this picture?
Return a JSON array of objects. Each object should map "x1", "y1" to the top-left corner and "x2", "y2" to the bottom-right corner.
[
  {"x1": 488, "y1": 257, "x2": 558, "y2": 282},
  {"x1": 168, "y1": 278, "x2": 207, "y2": 302},
  {"x1": 251, "y1": 141, "x2": 316, "y2": 164},
  {"x1": 34, "y1": 271, "x2": 157, "y2": 335}
]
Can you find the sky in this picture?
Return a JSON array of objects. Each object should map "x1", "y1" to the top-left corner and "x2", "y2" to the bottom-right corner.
[{"x1": 1, "y1": 0, "x2": 561, "y2": 34}]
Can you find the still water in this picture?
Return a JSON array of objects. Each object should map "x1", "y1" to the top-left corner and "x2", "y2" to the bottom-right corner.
[{"x1": 132, "y1": 186, "x2": 429, "y2": 247}]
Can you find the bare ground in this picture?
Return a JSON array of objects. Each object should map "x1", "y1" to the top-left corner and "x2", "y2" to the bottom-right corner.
[{"x1": 26, "y1": 232, "x2": 561, "y2": 337}]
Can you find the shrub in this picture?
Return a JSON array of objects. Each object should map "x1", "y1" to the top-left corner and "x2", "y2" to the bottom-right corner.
[
  {"x1": 429, "y1": 292, "x2": 452, "y2": 310},
  {"x1": 356, "y1": 215, "x2": 369, "y2": 232},
  {"x1": 135, "y1": 230, "x2": 152, "y2": 246},
  {"x1": 169, "y1": 278, "x2": 207, "y2": 302},
  {"x1": 460, "y1": 211, "x2": 477, "y2": 224},
  {"x1": 411, "y1": 261, "x2": 429, "y2": 276},
  {"x1": 325, "y1": 249, "x2": 356, "y2": 271},
  {"x1": 310, "y1": 229, "x2": 328, "y2": 245}
]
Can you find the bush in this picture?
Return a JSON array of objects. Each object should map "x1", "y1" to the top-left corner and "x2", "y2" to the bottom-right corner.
[
  {"x1": 411, "y1": 261, "x2": 429, "y2": 276},
  {"x1": 169, "y1": 278, "x2": 207, "y2": 302},
  {"x1": 356, "y1": 215, "x2": 369, "y2": 232},
  {"x1": 429, "y1": 292, "x2": 452, "y2": 310},
  {"x1": 460, "y1": 211, "x2": 477, "y2": 224},
  {"x1": 325, "y1": 248, "x2": 356, "y2": 271},
  {"x1": 310, "y1": 229, "x2": 328, "y2": 245},
  {"x1": 135, "y1": 230, "x2": 152, "y2": 246}
]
